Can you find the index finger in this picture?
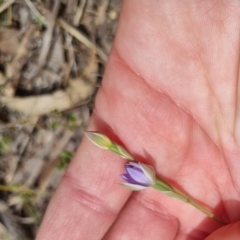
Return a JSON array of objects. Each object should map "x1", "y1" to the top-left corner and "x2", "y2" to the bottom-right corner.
[{"x1": 36, "y1": 114, "x2": 131, "y2": 240}]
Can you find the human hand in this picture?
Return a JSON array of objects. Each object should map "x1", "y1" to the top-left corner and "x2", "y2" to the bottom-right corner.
[{"x1": 36, "y1": 1, "x2": 240, "y2": 239}]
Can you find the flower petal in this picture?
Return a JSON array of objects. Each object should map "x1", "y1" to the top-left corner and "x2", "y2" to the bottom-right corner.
[
  {"x1": 139, "y1": 163, "x2": 155, "y2": 184},
  {"x1": 128, "y1": 162, "x2": 140, "y2": 168},
  {"x1": 121, "y1": 183, "x2": 147, "y2": 191},
  {"x1": 125, "y1": 164, "x2": 152, "y2": 186},
  {"x1": 121, "y1": 173, "x2": 133, "y2": 182},
  {"x1": 121, "y1": 173, "x2": 145, "y2": 185},
  {"x1": 116, "y1": 145, "x2": 134, "y2": 160}
]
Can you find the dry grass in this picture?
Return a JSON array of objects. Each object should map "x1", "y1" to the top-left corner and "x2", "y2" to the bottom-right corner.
[{"x1": 0, "y1": 0, "x2": 121, "y2": 239}]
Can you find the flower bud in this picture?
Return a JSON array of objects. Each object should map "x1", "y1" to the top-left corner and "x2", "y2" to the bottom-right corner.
[
  {"x1": 121, "y1": 162, "x2": 155, "y2": 191},
  {"x1": 84, "y1": 131, "x2": 112, "y2": 149}
]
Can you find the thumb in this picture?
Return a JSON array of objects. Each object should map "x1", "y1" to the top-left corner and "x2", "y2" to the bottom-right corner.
[{"x1": 205, "y1": 222, "x2": 240, "y2": 240}]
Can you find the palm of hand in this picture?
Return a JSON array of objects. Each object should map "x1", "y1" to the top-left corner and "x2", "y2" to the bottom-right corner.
[{"x1": 37, "y1": 1, "x2": 240, "y2": 240}]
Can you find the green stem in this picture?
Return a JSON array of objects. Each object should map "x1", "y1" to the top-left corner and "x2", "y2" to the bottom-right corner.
[
  {"x1": 109, "y1": 143, "x2": 121, "y2": 155},
  {"x1": 152, "y1": 179, "x2": 226, "y2": 225},
  {"x1": 186, "y1": 197, "x2": 225, "y2": 224}
]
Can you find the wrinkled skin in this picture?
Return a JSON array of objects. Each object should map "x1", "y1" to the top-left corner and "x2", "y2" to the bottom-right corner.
[{"x1": 36, "y1": 1, "x2": 240, "y2": 239}]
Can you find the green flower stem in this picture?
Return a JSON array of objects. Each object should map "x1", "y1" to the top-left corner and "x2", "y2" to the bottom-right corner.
[
  {"x1": 109, "y1": 143, "x2": 121, "y2": 155},
  {"x1": 109, "y1": 142, "x2": 134, "y2": 160},
  {"x1": 152, "y1": 179, "x2": 173, "y2": 192},
  {"x1": 85, "y1": 132, "x2": 226, "y2": 225},
  {"x1": 152, "y1": 179, "x2": 225, "y2": 225}
]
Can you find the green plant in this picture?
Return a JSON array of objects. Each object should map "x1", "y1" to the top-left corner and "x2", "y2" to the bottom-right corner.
[
  {"x1": 0, "y1": 135, "x2": 11, "y2": 155},
  {"x1": 56, "y1": 150, "x2": 73, "y2": 170}
]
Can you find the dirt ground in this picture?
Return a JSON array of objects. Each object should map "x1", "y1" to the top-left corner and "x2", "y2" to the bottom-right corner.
[{"x1": 0, "y1": 0, "x2": 121, "y2": 239}]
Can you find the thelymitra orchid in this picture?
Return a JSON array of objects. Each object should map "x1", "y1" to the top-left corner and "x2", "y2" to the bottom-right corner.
[{"x1": 85, "y1": 131, "x2": 225, "y2": 225}]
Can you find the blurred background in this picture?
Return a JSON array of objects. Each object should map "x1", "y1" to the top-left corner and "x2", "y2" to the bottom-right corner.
[{"x1": 0, "y1": 0, "x2": 121, "y2": 239}]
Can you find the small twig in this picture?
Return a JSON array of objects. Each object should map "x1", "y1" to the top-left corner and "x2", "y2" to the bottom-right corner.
[
  {"x1": 7, "y1": 4, "x2": 12, "y2": 26},
  {"x1": 95, "y1": 0, "x2": 109, "y2": 26},
  {"x1": 73, "y1": 0, "x2": 87, "y2": 26},
  {"x1": 58, "y1": 18, "x2": 108, "y2": 62},
  {"x1": 0, "y1": 185, "x2": 35, "y2": 195},
  {"x1": 0, "y1": 0, "x2": 15, "y2": 14},
  {"x1": 37, "y1": 128, "x2": 73, "y2": 200},
  {"x1": 36, "y1": 0, "x2": 61, "y2": 74},
  {"x1": 61, "y1": 32, "x2": 76, "y2": 86},
  {"x1": 0, "y1": 74, "x2": 98, "y2": 116},
  {"x1": 24, "y1": 0, "x2": 46, "y2": 25},
  {"x1": 4, "y1": 25, "x2": 37, "y2": 96}
]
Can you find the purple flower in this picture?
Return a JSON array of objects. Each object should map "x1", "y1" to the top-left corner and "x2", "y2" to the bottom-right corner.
[{"x1": 121, "y1": 162, "x2": 156, "y2": 191}]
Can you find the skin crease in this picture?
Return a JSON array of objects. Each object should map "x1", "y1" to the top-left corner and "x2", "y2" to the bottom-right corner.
[{"x1": 36, "y1": 1, "x2": 240, "y2": 240}]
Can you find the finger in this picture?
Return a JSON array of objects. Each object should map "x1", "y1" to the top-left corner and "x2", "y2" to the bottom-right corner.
[
  {"x1": 36, "y1": 117, "x2": 131, "y2": 240},
  {"x1": 205, "y1": 222, "x2": 240, "y2": 240},
  {"x1": 103, "y1": 190, "x2": 179, "y2": 240}
]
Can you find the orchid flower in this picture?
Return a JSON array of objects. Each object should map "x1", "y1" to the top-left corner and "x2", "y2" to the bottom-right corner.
[
  {"x1": 121, "y1": 162, "x2": 155, "y2": 191},
  {"x1": 85, "y1": 131, "x2": 225, "y2": 225}
]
